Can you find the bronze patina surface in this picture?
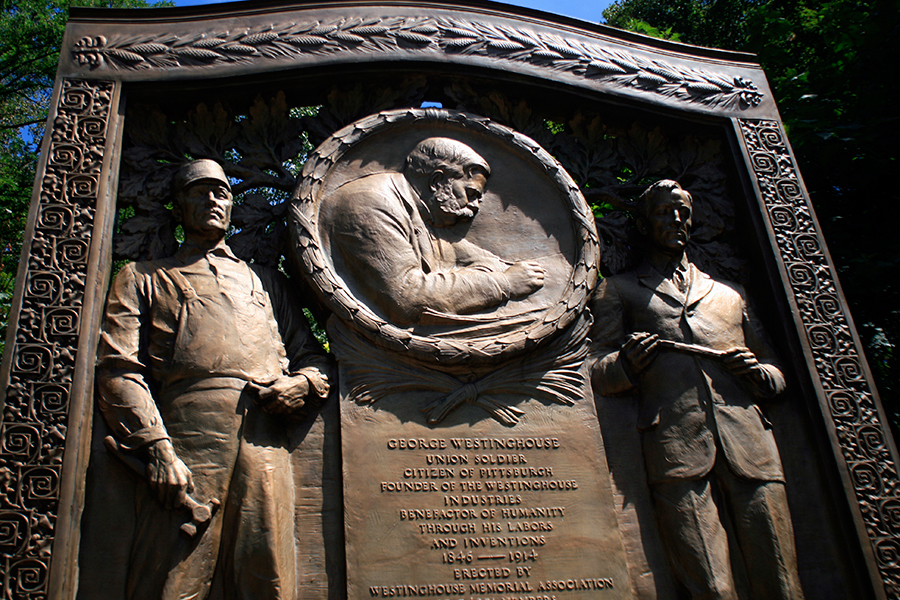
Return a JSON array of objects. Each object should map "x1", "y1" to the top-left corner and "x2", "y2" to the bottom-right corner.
[
  {"x1": 96, "y1": 159, "x2": 331, "y2": 600},
  {"x1": 292, "y1": 109, "x2": 631, "y2": 600},
  {"x1": 339, "y1": 376, "x2": 632, "y2": 600},
  {"x1": 292, "y1": 108, "x2": 597, "y2": 363},
  {"x1": 0, "y1": 2, "x2": 895, "y2": 599},
  {"x1": 591, "y1": 180, "x2": 803, "y2": 600}
]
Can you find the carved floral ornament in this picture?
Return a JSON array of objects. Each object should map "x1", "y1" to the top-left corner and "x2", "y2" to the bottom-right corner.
[
  {"x1": 290, "y1": 108, "x2": 599, "y2": 363},
  {"x1": 71, "y1": 15, "x2": 762, "y2": 110}
]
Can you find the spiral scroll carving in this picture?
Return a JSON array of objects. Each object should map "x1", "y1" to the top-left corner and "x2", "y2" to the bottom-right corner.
[
  {"x1": 0, "y1": 78, "x2": 112, "y2": 599},
  {"x1": 739, "y1": 118, "x2": 900, "y2": 597},
  {"x1": 881, "y1": 499, "x2": 900, "y2": 535}
]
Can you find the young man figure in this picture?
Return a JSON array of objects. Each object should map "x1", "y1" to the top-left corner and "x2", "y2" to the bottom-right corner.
[{"x1": 590, "y1": 180, "x2": 804, "y2": 600}]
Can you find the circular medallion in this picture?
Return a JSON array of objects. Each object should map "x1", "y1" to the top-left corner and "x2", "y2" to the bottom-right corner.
[{"x1": 290, "y1": 108, "x2": 598, "y2": 363}]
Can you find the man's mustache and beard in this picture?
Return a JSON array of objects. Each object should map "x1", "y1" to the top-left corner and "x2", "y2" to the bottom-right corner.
[{"x1": 429, "y1": 179, "x2": 478, "y2": 227}]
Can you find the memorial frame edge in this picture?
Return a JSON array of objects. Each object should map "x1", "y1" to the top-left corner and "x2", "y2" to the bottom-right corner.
[
  {"x1": 0, "y1": 3, "x2": 894, "y2": 599},
  {"x1": 731, "y1": 117, "x2": 899, "y2": 599}
]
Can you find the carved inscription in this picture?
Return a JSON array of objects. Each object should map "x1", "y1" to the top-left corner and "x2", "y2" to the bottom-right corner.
[
  {"x1": 341, "y1": 398, "x2": 634, "y2": 600},
  {"x1": 374, "y1": 435, "x2": 613, "y2": 598}
]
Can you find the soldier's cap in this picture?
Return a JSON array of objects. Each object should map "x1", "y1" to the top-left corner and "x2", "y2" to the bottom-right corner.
[{"x1": 173, "y1": 159, "x2": 231, "y2": 193}]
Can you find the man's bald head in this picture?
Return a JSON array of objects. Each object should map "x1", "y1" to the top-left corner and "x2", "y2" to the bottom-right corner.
[
  {"x1": 405, "y1": 137, "x2": 491, "y2": 181},
  {"x1": 404, "y1": 138, "x2": 492, "y2": 228}
]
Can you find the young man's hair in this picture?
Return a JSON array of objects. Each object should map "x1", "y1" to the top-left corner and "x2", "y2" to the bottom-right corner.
[{"x1": 635, "y1": 179, "x2": 691, "y2": 219}]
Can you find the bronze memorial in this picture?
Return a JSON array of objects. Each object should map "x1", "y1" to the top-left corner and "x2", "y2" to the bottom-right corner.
[
  {"x1": 291, "y1": 108, "x2": 630, "y2": 599},
  {"x1": 1, "y1": 1, "x2": 897, "y2": 600},
  {"x1": 325, "y1": 136, "x2": 546, "y2": 325}
]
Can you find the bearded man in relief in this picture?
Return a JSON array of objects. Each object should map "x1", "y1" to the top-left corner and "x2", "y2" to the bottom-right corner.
[{"x1": 324, "y1": 137, "x2": 545, "y2": 326}]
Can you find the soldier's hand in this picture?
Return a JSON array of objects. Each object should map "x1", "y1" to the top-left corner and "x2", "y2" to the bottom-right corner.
[
  {"x1": 723, "y1": 346, "x2": 767, "y2": 386},
  {"x1": 621, "y1": 332, "x2": 659, "y2": 377},
  {"x1": 146, "y1": 439, "x2": 193, "y2": 510},
  {"x1": 504, "y1": 261, "x2": 545, "y2": 298},
  {"x1": 256, "y1": 374, "x2": 312, "y2": 416}
]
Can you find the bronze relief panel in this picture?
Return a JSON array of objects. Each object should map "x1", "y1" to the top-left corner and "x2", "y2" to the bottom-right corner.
[{"x1": 291, "y1": 109, "x2": 632, "y2": 599}]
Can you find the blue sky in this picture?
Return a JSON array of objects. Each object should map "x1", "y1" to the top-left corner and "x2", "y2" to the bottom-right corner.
[{"x1": 170, "y1": 0, "x2": 615, "y2": 25}]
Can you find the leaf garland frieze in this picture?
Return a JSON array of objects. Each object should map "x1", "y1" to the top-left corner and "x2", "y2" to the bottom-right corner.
[{"x1": 71, "y1": 15, "x2": 762, "y2": 110}]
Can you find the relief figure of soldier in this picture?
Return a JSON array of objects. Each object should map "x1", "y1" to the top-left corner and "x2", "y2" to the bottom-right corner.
[
  {"x1": 96, "y1": 159, "x2": 331, "y2": 600},
  {"x1": 590, "y1": 180, "x2": 804, "y2": 600}
]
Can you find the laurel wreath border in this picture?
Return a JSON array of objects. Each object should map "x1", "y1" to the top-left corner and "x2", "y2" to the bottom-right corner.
[{"x1": 289, "y1": 107, "x2": 599, "y2": 363}]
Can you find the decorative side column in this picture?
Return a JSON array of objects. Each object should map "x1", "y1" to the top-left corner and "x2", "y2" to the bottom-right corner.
[
  {"x1": 737, "y1": 118, "x2": 900, "y2": 599},
  {"x1": 0, "y1": 78, "x2": 121, "y2": 600}
]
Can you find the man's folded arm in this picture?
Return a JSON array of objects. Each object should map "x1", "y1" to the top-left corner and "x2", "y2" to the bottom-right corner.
[{"x1": 335, "y1": 203, "x2": 512, "y2": 325}]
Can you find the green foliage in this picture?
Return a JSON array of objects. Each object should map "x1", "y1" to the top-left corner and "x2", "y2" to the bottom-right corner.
[
  {"x1": 303, "y1": 308, "x2": 329, "y2": 352},
  {"x1": 613, "y1": 17, "x2": 683, "y2": 41},
  {"x1": 0, "y1": 0, "x2": 172, "y2": 358},
  {"x1": 737, "y1": 0, "x2": 900, "y2": 430},
  {"x1": 603, "y1": 0, "x2": 769, "y2": 49},
  {"x1": 0, "y1": 0, "x2": 171, "y2": 131},
  {"x1": 0, "y1": 133, "x2": 34, "y2": 357},
  {"x1": 603, "y1": 0, "x2": 900, "y2": 429},
  {"x1": 1, "y1": 0, "x2": 65, "y2": 134}
]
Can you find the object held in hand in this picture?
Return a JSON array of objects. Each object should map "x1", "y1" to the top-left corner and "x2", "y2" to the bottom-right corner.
[
  {"x1": 656, "y1": 339, "x2": 727, "y2": 358},
  {"x1": 245, "y1": 380, "x2": 272, "y2": 406},
  {"x1": 103, "y1": 436, "x2": 220, "y2": 538}
]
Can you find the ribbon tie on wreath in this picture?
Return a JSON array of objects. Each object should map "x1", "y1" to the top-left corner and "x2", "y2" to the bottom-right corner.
[{"x1": 420, "y1": 380, "x2": 527, "y2": 426}]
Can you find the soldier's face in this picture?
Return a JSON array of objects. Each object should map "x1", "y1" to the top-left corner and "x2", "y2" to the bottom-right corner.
[
  {"x1": 430, "y1": 168, "x2": 488, "y2": 228},
  {"x1": 178, "y1": 182, "x2": 233, "y2": 237},
  {"x1": 641, "y1": 188, "x2": 692, "y2": 254}
]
